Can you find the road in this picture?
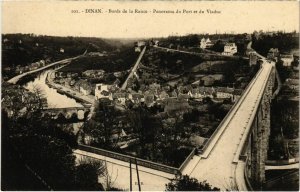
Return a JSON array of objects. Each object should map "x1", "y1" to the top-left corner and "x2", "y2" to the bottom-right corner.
[
  {"x1": 182, "y1": 59, "x2": 273, "y2": 190},
  {"x1": 154, "y1": 46, "x2": 248, "y2": 59},
  {"x1": 121, "y1": 46, "x2": 146, "y2": 90},
  {"x1": 74, "y1": 149, "x2": 172, "y2": 191},
  {"x1": 272, "y1": 66, "x2": 282, "y2": 99},
  {"x1": 7, "y1": 56, "x2": 81, "y2": 84},
  {"x1": 46, "y1": 70, "x2": 95, "y2": 104}
]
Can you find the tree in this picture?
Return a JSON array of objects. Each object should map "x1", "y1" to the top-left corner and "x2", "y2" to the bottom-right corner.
[
  {"x1": 2, "y1": 83, "x2": 104, "y2": 190},
  {"x1": 75, "y1": 158, "x2": 105, "y2": 191},
  {"x1": 128, "y1": 105, "x2": 164, "y2": 160},
  {"x1": 166, "y1": 175, "x2": 220, "y2": 191},
  {"x1": 83, "y1": 99, "x2": 118, "y2": 148}
]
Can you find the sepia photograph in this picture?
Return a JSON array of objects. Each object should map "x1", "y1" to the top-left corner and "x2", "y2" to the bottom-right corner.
[{"x1": 1, "y1": 0, "x2": 299, "y2": 191}]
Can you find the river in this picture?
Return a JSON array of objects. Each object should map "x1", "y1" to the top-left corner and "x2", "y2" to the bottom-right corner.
[
  {"x1": 23, "y1": 69, "x2": 84, "y2": 133},
  {"x1": 23, "y1": 69, "x2": 83, "y2": 108}
]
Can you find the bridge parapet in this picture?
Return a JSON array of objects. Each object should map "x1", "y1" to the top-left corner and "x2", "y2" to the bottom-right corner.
[{"x1": 235, "y1": 65, "x2": 275, "y2": 190}]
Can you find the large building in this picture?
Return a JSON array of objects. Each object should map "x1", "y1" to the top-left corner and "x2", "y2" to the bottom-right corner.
[
  {"x1": 222, "y1": 43, "x2": 238, "y2": 56},
  {"x1": 280, "y1": 54, "x2": 294, "y2": 67},
  {"x1": 95, "y1": 83, "x2": 111, "y2": 99},
  {"x1": 200, "y1": 38, "x2": 214, "y2": 49}
]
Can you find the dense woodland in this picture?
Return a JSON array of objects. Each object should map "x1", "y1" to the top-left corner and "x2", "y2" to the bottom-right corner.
[
  {"x1": 252, "y1": 32, "x2": 299, "y2": 55},
  {"x1": 1, "y1": 34, "x2": 133, "y2": 69}
]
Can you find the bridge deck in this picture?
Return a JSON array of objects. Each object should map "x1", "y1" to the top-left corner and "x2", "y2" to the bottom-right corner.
[
  {"x1": 183, "y1": 62, "x2": 273, "y2": 190},
  {"x1": 121, "y1": 46, "x2": 146, "y2": 90}
]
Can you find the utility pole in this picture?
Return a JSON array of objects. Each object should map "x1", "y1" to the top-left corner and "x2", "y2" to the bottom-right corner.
[
  {"x1": 105, "y1": 158, "x2": 109, "y2": 190},
  {"x1": 130, "y1": 159, "x2": 132, "y2": 191},
  {"x1": 135, "y1": 158, "x2": 141, "y2": 191}
]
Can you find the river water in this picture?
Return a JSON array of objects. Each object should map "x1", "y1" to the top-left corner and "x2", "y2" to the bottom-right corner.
[
  {"x1": 23, "y1": 69, "x2": 83, "y2": 108},
  {"x1": 23, "y1": 69, "x2": 84, "y2": 133}
]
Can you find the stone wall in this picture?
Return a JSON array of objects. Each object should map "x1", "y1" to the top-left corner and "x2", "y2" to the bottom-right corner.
[{"x1": 245, "y1": 66, "x2": 275, "y2": 190}]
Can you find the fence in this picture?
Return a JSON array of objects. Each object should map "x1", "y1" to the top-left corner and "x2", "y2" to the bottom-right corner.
[{"x1": 78, "y1": 144, "x2": 195, "y2": 174}]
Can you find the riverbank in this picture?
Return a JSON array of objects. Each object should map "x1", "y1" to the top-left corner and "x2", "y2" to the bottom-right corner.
[
  {"x1": 8, "y1": 56, "x2": 81, "y2": 84},
  {"x1": 45, "y1": 70, "x2": 95, "y2": 105}
]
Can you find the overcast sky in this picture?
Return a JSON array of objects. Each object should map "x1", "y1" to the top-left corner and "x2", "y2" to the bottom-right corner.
[{"x1": 2, "y1": 1, "x2": 299, "y2": 38}]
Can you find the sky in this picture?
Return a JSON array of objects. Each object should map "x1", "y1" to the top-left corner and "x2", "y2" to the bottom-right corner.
[{"x1": 2, "y1": 1, "x2": 299, "y2": 38}]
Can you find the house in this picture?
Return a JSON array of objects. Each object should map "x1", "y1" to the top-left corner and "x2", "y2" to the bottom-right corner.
[
  {"x1": 233, "y1": 89, "x2": 243, "y2": 102},
  {"x1": 129, "y1": 93, "x2": 144, "y2": 104},
  {"x1": 215, "y1": 87, "x2": 234, "y2": 100},
  {"x1": 15, "y1": 66, "x2": 24, "y2": 74},
  {"x1": 178, "y1": 93, "x2": 190, "y2": 101},
  {"x1": 3, "y1": 67, "x2": 11, "y2": 72},
  {"x1": 113, "y1": 92, "x2": 128, "y2": 105},
  {"x1": 83, "y1": 70, "x2": 105, "y2": 78},
  {"x1": 135, "y1": 41, "x2": 146, "y2": 52},
  {"x1": 64, "y1": 78, "x2": 72, "y2": 88},
  {"x1": 158, "y1": 91, "x2": 169, "y2": 100},
  {"x1": 135, "y1": 47, "x2": 142, "y2": 52},
  {"x1": 267, "y1": 48, "x2": 279, "y2": 61},
  {"x1": 144, "y1": 91, "x2": 155, "y2": 107},
  {"x1": 189, "y1": 135, "x2": 207, "y2": 148},
  {"x1": 55, "y1": 71, "x2": 64, "y2": 78},
  {"x1": 149, "y1": 83, "x2": 161, "y2": 95},
  {"x1": 200, "y1": 38, "x2": 214, "y2": 49},
  {"x1": 78, "y1": 80, "x2": 92, "y2": 95},
  {"x1": 40, "y1": 60, "x2": 46, "y2": 66},
  {"x1": 88, "y1": 52, "x2": 105, "y2": 57},
  {"x1": 170, "y1": 89, "x2": 178, "y2": 98},
  {"x1": 285, "y1": 78, "x2": 299, "y2": 91},
  {"x1": 110, "y1": 129, "x2": 127, "y2": 143},
  {"x1": 210, "y1": 74, "x2": 224, "y2": 82},
  {"x1": 201, "y1": 76, "x2": 215, "y2": 86},
  {"x1": 136, "y1": 41, "x2": 146, "y2": 47},
  {"x1": 280, "y1": 54, "x2": 294, "y2": 67},
  {"x1": 199, "y1": 86, "x2": 215, "y2": 98},
  {"x1": 222, "y1": 43, "x2": 238, "y2": 56},
  {"x1": 95, "y1": 83, "x2": 111, "y2": 99},
  {"x1": 249, "y1": 52, "x2": 258, "y2": 66},
  {"x1": 188, "y1": 88, "x2": 202, "y2": 99}
]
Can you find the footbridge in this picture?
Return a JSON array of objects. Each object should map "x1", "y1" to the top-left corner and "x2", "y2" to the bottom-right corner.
[
  {"x1": 182, "y1": 53, "x2": 276, "y2": 190},
  {"x1": 42, "y1": 106, "x2": 90, "y2": 121}
]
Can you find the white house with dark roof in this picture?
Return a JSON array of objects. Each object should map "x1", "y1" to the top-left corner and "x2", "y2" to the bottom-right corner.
[
  {"x1": 200, "y1": 38, "x2": 214, "y2": 49},
  {"x1": 280, "y1": 54, "x2": 294, "y2": 67},
  {"x1": 222, "y1": 43, "x2": 237, "y2": 56},
  {"x1": 95, "y1": 83, "x2": 111, "y2": 99}
]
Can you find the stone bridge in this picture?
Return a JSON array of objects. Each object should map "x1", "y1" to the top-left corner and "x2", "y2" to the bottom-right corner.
[
  {"x1": 181, "y1": 53, "x2": 277, "y2": 191},
  {"x1": 42, "y1": 106, "x2": 90, "y2": 121}
]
